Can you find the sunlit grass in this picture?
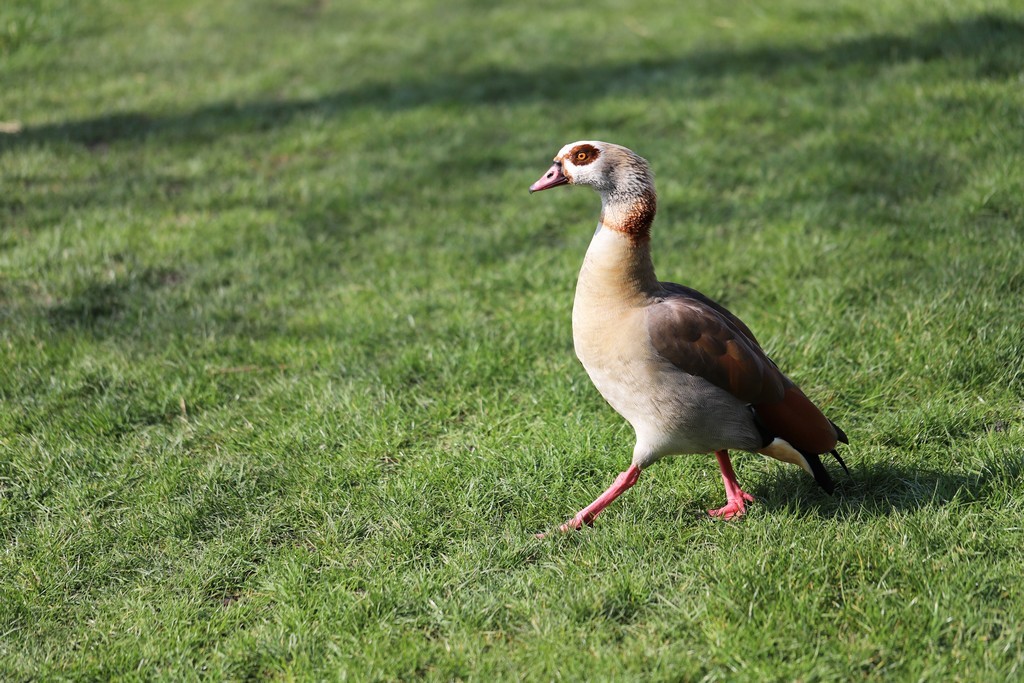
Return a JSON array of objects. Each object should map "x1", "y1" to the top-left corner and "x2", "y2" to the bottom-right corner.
[{"x1": 2, "y1": 0, "x2": 1023, "y2": 679}]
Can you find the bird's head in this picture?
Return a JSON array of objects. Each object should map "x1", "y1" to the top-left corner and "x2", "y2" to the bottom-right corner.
[{"x1": 529, "y1": 140, "x2": 653, "y2": 200}]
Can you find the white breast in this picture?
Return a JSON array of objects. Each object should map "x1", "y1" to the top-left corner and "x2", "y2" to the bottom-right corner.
[{"x1": 572, "y1": 228, "x2": 762, "y2": 465}]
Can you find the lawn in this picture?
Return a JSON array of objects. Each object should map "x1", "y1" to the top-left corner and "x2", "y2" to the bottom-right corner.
[{"x1": 2, "y1": 0, "x2": 1023, "y2": 679}]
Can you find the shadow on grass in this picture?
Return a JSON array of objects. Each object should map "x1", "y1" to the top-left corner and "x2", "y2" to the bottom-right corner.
[
  {"x1": 37, "y1": 266, "x2": 293, "y2": 345},
  {"x1": 1, "y1": 13, "x2": 1021, "y2": 153},
  {"x1": 44, "y1": 266, "x2": 184, "y2": 330},
  {"x1": 9, "y1": 13, "x2": 1022, "y2": 340},
  {"x1": 753, "y1": 454, "x2": 1023, "y2": 518}
]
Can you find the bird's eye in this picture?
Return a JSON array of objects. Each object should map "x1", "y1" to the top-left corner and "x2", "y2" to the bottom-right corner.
[{"x1": 576, "y1": 151, "x2": 587, "y2": 161}]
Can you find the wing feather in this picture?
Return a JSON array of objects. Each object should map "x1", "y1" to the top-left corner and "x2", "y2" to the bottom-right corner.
[
  {"x1": 646, "y1": 293, "x2": 784, "y2": 405},
  {"x1": 647, "y1": 286, "x2": 841, "y2": 454}
]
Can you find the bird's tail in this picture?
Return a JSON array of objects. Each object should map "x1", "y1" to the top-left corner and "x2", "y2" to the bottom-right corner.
[
  {"x1": 831, "y1": 419, "x2": 850, "y2": 445},
  {"x1": 798, "y1": 450, "x2": 836, "y2": 495},
  {"x1": 758, "y1": 437, "x2": 848, "y2": 495}
]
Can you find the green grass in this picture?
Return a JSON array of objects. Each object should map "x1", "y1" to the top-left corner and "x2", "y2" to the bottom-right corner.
[{"x1": 2, "y1": 0, "x2": 1024, "y2": 679}]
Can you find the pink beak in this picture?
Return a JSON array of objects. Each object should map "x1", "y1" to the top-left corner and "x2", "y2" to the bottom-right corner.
[{"x1": 529, "y1": 162, "x2": 569, "y2": 193}]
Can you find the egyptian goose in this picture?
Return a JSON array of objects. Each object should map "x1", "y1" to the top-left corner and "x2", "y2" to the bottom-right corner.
[{"x1": 529, "y1": 141, "x2": 848, "y2": 533}]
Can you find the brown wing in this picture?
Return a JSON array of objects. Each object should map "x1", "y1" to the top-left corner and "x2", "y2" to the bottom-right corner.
[
  {"x1": 754, "y1": 386, "x2": 840, "y2": 454},
  {"x1": 646, "y1": 292, "x2": 785, "y2": 405},
  {"x1": 648, "y1": 286, "x2": 840, "y2": 454},
  {"x1": 658, "y1": 283, "x2": 763, "y2": 347}
]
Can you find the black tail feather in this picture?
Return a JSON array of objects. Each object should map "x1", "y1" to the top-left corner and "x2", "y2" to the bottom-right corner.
[
  {"x1": 830, "y1": 420, "x2": 849, "y2": 445},
  {"x1": 800, "y1": 451, "x2": 836, "y2": 495},
  {"x1": 829, "y1": 449, "x2": 851, "y2": 476}
]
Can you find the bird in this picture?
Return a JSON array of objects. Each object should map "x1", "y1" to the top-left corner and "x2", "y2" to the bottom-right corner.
[{"x1": 529, "y1": 140, "x2": 848, "y2": 534}]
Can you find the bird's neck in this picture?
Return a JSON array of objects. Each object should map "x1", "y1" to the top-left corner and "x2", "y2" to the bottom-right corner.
[
  {"x1": 577, "y1": 189, "x2": 659, "y2": 305},
  {"x1": 600, "y1": 186, "x2": 657, "y2": 244}
]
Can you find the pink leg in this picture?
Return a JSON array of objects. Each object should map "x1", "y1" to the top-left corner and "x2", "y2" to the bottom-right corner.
[
  {"x1": 708, "y1": 450, "x2": 755, "y2": 520},
  {"x1": 537, "y1": 464, "x2": 642, "y2": 537}
]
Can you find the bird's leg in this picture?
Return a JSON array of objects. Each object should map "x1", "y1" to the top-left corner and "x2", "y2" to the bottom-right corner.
[
  {"x1": 708, "y1": 450, "x2": 755, "y2": 520},
  {"x1": 538, "y1": 464, "x2": 642, "y2": 537}
]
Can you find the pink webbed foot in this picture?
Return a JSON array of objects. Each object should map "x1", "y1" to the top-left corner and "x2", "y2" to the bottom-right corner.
[
  {"x1": 534, "y1": 516, "x2": 588, "y2": 539},
  {"x1": 708, "y1": 450, "x2": 755, "y2": 520},
  {"x1": 707, "y1": 490, "x2": 755, "y2": 520},
  {"x1": 535, "y1": 465, "x2": 642, "y2": 538}
]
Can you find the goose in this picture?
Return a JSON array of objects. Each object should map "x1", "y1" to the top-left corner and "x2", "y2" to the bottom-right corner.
[{"x1": 529, "y1": 140, "x2": 848, "y2": 534}]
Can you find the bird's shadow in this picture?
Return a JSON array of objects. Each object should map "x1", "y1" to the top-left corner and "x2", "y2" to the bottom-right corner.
[{"x1": 747, "y1": 455, "x2": 1022, "y2": 519}]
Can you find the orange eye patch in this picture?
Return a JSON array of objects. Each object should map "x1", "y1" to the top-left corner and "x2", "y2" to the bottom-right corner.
[{"x1": 568, "y1": 144, "x2": 600, "y2": 166}]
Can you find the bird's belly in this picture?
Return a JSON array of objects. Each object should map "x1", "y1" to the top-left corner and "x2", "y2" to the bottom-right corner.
[
  {"x1": 572, "y1": 293, "x2": 761, "y2": 463},
  {"x1": 577, "y1": 347, "x2": 761, "y2": 462}
]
